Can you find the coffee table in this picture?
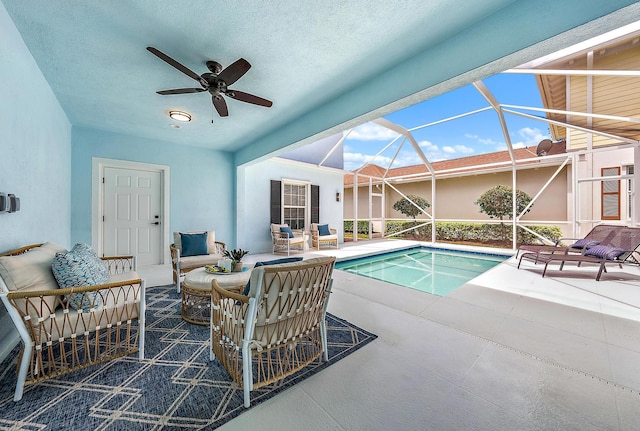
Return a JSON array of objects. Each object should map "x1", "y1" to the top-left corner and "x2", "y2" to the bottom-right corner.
[{"x1": 181, "y1": 266, "x2": 252, "y2": 325}]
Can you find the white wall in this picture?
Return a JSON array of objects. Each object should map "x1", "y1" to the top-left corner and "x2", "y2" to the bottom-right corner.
[{"x1": 237, "y1": 158, "x2": 344, "y2": 254}]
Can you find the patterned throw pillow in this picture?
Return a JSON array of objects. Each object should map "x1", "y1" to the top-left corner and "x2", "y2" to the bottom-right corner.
[
  {"x1": 51, "y1": 243, "x2": 110, "y2": 310},
  {"x1": 584, "y1": 245, "x2": 626, "y2": 260},
  {"x1": 570, "y1": 239, "x2": 600, "y2": 249}
]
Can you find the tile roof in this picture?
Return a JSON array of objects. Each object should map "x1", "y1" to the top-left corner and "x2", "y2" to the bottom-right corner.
[{"x1": 344, "y1": 140, "x2": 566, "y2": 185}]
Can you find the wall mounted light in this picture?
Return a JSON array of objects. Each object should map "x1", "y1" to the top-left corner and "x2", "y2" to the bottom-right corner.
[
  {"x1": 169, "y1": 110, "x2": 191, "y2": 122},
  {"x1": 7, "y1": 194, "x2": 20, "y2": 213},
  {"x1": 336, "y1": 192, "x2": 341, "y2": 202}
]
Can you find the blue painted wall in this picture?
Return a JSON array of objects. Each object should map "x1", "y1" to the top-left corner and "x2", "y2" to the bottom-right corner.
[
  {"x1": 0, "y1": 2, "x2": 72, "y2": 360},
  {"x1": 0, "y1": 3, "x2": 71, "y2": 251},
  {"x1": 71, "y1": 127, "x2": 236, "y2": 247}
]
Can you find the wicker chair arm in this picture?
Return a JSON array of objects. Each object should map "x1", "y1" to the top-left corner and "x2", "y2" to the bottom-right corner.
[
  {"x1": 0, "y1": 243, "x2": 44, "y2": 256},
  {"x1": 212, "y1": 280, "x2": 249, "y2": 303},
  {"x1": 5, "y1": 278, "x2": 142, "y2": 301}
]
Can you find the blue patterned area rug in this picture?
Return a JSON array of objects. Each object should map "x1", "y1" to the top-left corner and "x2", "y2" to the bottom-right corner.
[{"x1": 0, "y1": 284, "x2": 377, "y2": 430}]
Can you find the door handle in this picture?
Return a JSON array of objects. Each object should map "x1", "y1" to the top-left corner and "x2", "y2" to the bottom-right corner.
[{"x1": 150, "y1": 222, "x2": 160, "y2": 225}]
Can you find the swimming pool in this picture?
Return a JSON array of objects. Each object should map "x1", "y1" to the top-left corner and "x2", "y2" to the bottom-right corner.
[{"x1": 335, "y1": 247, "x2": 508, "y2": 296}]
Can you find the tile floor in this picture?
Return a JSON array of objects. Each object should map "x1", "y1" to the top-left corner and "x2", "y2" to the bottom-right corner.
[{"x1": 138, "y1": 240, "x2": 640, "y2": 430}]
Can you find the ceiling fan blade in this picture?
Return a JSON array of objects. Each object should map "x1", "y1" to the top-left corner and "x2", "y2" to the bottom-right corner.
[
  {"x1": 146, "y1": 47, "x2": 204, "y2": 84},
  {"x1": 217, "y1": 58, "x2": 251, "y2": 86},
  {"x1": 212, "y1": 95, "x2": 229, "y2": 117},
  {"x1": 226, "y1": 90, "x2": 273, "y2": 107},
  {"x1": 156, "y1": 88, "x2": 206, "y2": 95}
]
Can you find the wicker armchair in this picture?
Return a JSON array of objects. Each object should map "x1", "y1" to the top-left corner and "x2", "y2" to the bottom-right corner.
[
  {"x1": 270, "y1": 223, "x2": 305, "y2": 255},
  {"x1": 170, "y1": 230, "x2": 226, "y2": 292},
  {"x1": 310, "y1": 223, "x2": 339, "y2": 250},
  {"x1": 210, "y1": 256, "x2": 336, "y2": 407},
  {"x1": 0, "y1": 243, "x2": 145, "y2": 401}
]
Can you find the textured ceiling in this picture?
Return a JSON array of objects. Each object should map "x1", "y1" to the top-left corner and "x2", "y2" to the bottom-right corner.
[{"x1": 2, "y1": 1, "x2": 638, "y2": 158}]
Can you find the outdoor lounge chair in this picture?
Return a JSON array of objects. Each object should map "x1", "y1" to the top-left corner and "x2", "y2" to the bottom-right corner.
[
  {"x1": 210, "y1": 256, "x2": 336, "y2": 407},
  {"x1": 310, "y1": 223, "x2": 339, "y2": 250},
  {"x1": 516, "y1": 224, "x2": 621, "y2": 259},
  {"x1": 518, "y1": 225, "x2": 640, "y2": 281},
  {"x1": 270, "y1": 223, "x2": 306, "y2": 255},
  {"x1": 0, "y1": 243, "x2": 145, "y2": 401}
]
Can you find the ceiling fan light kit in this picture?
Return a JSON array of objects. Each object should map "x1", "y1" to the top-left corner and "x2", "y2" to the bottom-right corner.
[
  {"x1": 147, "y1": 47, "x2": 273, "y2": 118},
  {"x1": 169, "y1": 110, "x2": 192, "y2": 122}
]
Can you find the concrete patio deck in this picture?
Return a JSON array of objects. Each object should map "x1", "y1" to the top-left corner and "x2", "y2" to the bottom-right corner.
[{"x1": 139, "y1": 239, "x2": 640, "y2": 430}]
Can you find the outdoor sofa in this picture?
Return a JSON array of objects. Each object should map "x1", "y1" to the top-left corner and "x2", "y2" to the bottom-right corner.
[{"x1": 0, "y1": 242, "x2": 145, "y2": 401}]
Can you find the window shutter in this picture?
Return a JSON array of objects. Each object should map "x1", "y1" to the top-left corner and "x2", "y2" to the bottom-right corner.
[
  {"x1": 271, "y1": 180, "x2": 281, "y2": 224},
  {"x1": 601, "y1": 167, "x2": 620, "y2": 220},
  {"x1": 311, "y1": 185, "x2": 320, "y2": 224}
]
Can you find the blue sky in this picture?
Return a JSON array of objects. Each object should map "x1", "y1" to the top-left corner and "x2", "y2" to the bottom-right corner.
[{"x1": 343, "y1": 73, "x2": 552, "y2": 171}]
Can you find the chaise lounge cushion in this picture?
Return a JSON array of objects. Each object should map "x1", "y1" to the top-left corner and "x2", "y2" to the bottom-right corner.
[{"x1": 0, "y1": 242, "x2": 67, "y2": 318}]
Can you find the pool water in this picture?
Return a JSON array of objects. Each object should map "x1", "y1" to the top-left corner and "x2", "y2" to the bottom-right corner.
[{"x1": 335, "y1": 247, "x2": 507, "y2": 296}]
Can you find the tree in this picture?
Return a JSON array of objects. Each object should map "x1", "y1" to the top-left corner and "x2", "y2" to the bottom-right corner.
[
  {"x1": 475, "y1": 185, "x2": 533, "y2": 240},
  {"x1": 392, "y1": 194, "x2": 431, "y2": 220}
]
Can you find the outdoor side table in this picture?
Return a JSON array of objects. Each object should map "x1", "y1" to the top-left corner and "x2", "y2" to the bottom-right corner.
[{"x1": 181, "y1": 266, "x2": 252, "y2": 325}]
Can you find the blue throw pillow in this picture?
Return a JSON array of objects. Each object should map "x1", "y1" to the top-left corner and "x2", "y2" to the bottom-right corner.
[
  {"x1": 318, "y1": 224, "x2": 331, "y2": 236},
  {"x1": 584, "y1": 245, "x2": 626, "y2": 260},
  {"x1": 280, "y1": 226, "x2": 294, "y2": 238},
  {"x1": 242, "y1": 257, "x2": 303, "y2": 295},
  {"x1": 181, "y1": 232, "x2": 208, "y2": 257},
  {"x1": 570, "y1": 239, "x2": 600, "y2": 249},
  {"x1": 51, "y1": 243, "x2": 110, "y2": 311}
]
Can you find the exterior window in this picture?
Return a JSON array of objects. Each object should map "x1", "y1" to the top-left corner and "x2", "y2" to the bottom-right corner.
[
  {"x1": 601, "y1": 167, "x2": 620, "y2": 220},
  {"x1": 627, "y1": 165, "x2": 634, "y2": 219},
  {"x1": 283, "y1": 182, "x2": 307, "y2": 229},
  {"x1": 270, "y1": 180, "x2": 319, "y2": 228}
]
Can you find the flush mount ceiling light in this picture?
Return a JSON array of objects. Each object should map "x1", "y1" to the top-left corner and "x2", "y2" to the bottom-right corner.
[{"x1": 169, "y1": 110, "x2": 191, "y2": 122}]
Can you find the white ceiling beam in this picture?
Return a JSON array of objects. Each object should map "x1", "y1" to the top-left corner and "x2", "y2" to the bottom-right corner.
[{"x1": 505, "y1": 69, "x2": 640, "y2": 77}]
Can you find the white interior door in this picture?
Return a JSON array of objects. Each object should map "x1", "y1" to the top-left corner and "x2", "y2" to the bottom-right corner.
[{"x1": 103, "y1": 167, "x2": 162, "y2": 265}]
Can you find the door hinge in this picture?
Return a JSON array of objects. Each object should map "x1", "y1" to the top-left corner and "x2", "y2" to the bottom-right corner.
[
  {"x1": 102, "y1": 177, "x2": 105, "y2": 184},
  {"x1": 102, "y1": 215, "x2": 105, "y2": 222}
]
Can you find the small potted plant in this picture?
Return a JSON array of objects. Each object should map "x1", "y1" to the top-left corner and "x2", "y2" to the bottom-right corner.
[{"x1": 224, "y1": 248, "x2": 249, "y2": 272}]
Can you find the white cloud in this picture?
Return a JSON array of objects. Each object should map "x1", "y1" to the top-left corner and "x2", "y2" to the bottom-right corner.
[
  {"x1": 518, "y1": 127, "x2": 548, "y2": 146},
  {"x1": 442, "y1": 146, "x2": 455, "y2": 153},
  {"x1": 346, "y1": 122, "x2": 400, "y2": 141},
  {"x1": 343, "y1": 151, "x2": 393, "y2": 171},
  {"x1": 418, "y1": 140, "x2": 438, "y2": 152},
  {"x1": 464, "y1": 133, "x2": 478, "y2": 139},
  {"x1": 453, "y1": 144, "x2": 474, "y2": 154}
]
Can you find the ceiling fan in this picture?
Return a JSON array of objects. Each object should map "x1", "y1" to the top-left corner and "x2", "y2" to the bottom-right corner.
[{"x1": 146, "y1": 46, "x2": 273, "y2": 117}]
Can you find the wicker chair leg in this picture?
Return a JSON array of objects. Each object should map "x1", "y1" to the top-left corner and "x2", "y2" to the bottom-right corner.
[
  {"x1": 242, "y1": 341, "x2": 252, "y2": 408},
  {"x1": 13, "y1": 343, "x2": 31, "y2": 402}
]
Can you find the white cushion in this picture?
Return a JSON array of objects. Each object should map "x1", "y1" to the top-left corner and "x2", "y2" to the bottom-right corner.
[
  {"x1": 178, "y1": 253, "x2": 224, "y2": 270},
  {"x1": 173, "y1": 231, "x2": 216, "y2": 254},
  {"x1": 0, "y1": 242, "x2": 67, "y2": 320},
  {"x1": 0, "y1": 242, "x2": 66, "y2": 293}
]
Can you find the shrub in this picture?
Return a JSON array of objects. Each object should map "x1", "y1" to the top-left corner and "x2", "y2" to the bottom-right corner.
[
  {"x1": 384, "y1": 221, "x2": 562, "y2": 246},
  {"x1": 344, "y1": 220, "x2": 373, "y2": 234},
  {"x1": 475, "y1": 185, "x2": 533, "y2": 241},
  {"x1": 392, "y1": 195, "x2": 431, "y2": 220}
]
